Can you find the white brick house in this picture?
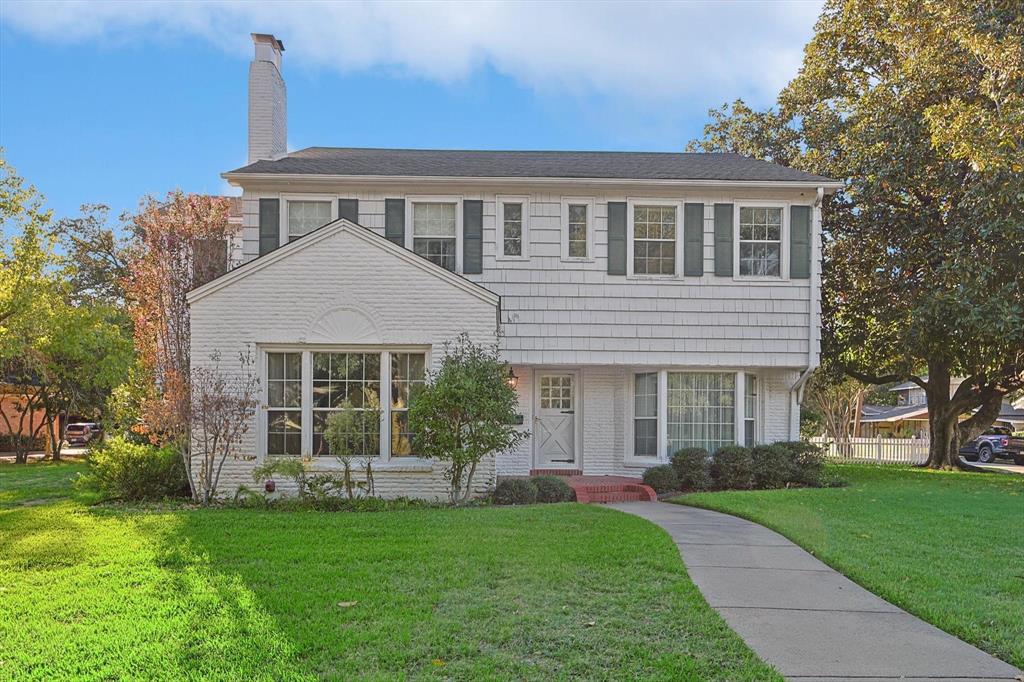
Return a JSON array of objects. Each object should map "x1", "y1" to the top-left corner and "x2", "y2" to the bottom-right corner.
[{"x1": 187, "y1": 34, "x2": 841, "y2": 499}]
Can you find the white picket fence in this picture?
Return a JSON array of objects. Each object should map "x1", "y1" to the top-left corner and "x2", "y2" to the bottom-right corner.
[{"x1": 809, "y1": 436, "x2": 930, "y2": 465}]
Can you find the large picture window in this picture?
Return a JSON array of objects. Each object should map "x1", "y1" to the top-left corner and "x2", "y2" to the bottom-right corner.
[
  {"x1": 633, "y1": 205, "x2": 677, "y2": 275},
  {"x1": 667, "y1": 372, "x2": 735, "y2": 455},
  {"x1": 263, "y1": 349, "x2": 426, "y2": 460},
  {"x1": 412, "y1": 202, "x2": 457, "y2": 271},
  {"x1": 266, "y1": 352, "x2": 302, "y2": 456},
  {"x1": 311, "y1": 352, "x2": 381, "y2": 457},
  {"x1": 287, "y1": 200, "x2": 333, "y2": 241},
  {"x1": 738, "y1": 207, "x2": 782, "y2": 276}
]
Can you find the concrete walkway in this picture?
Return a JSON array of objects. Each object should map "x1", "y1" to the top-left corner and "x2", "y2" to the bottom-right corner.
[{"x1": 609, "y1": 502, "x2": 1022, "y2": 682}]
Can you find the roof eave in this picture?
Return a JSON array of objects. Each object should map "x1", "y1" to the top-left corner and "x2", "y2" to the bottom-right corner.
[{"x1": 221, "y1": 171, "x2": 844, "y2": 191}]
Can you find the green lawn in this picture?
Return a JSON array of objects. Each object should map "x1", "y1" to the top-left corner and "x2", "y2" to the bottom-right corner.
[
  {"x1": 673, "y1": 464, "x2": 1024, "y2": 668},
  {"x1": 0, "y1": 463, "x2": 778, "y2": 681}
]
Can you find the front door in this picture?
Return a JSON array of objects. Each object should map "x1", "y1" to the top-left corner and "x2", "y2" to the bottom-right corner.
[{"x1": 535, "y1": 373, "x2": 577, "y2": 468}]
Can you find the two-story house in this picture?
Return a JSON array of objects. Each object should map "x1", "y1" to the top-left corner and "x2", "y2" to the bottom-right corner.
[{"x1": 187, "y1": 34, "x2": 841, "y2": 498}]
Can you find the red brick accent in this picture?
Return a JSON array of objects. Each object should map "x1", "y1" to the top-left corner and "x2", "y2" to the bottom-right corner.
[
  {"x1": 529, "y1": 468, "x2": 583, "y2": 477},
  {"x1": 563, "y1": 475, "x2": 657, "y2": 504}
]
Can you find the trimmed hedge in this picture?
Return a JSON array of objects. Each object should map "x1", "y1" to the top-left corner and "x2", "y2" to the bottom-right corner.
[
  {"x1": 710, "y1": 446, "x2": 755, "y2": 490},
  {"x1": 642, "y1": 464, "x2": 680, "y2": 493},
  {"x1": 530, "y1": 476, "x2": 575, "y2": 503},
  {"x1": 671, "y1": 448, "x2": 712, "y2": 491},
  {"x1": 493, "y1": 479, "x2": 538, "y2": 505}
]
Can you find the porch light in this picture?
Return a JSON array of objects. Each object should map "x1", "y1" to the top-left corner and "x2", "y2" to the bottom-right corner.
[{"x1": 506, "y1": 368, "x2": 519, "y2": 390}]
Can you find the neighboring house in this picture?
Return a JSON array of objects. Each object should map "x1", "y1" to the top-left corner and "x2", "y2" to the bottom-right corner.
[
  {"x1": 857, "y1": 379, "x2": 1024, "y2": 438},
  {"x1": 187, "y1": 34, "x2": 841, "y2": 498}
]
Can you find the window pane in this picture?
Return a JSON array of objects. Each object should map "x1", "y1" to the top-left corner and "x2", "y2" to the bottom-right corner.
[
  {"x1": 667, "y1": 372, "x2": 735, "y2": 454},
  {"x1": 311, "y1": 352, "x2": 382, "y2": 458},
  {"x1": 738, "y1": 206, "x2": 782, "y2": 277},
  {"x1": 287, "y1": 200, "x2": 332, "y2": 239},
  {"x1": 414, "y1": 237, "x2": 456, "y2": 271},
  {"x1": 413, "y1": 202, "x2": 456, "y2": 236},
  {"x1": 390, "y1": 353, "x2": 427, "y2": 457},
  {"x1": 633, "y1": 372, "x2": 659, "y2": 457},
  {"x1": 633, "y1": 205, "x2": 676, "y2": 275}
]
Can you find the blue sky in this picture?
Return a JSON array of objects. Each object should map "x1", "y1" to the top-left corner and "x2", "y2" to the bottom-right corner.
[{"x1": 0, "y1": 1, "x2": 822, "y2": 222}]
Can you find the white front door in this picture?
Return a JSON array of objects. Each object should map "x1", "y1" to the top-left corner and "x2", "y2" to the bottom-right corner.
[{"x1": 535, "y1": 373, "x2": 577, "y2": 468}]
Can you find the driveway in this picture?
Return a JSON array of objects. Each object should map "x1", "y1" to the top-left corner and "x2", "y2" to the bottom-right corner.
[
  {"x1": 610, "y1": 502, "x2": 1022, "y2": 681},
  {"x1": 960, "y1": 457, "x2": 1024, "y2": 475}
]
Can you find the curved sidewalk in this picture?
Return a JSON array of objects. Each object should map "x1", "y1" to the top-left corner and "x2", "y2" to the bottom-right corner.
[{"x1": 609, "y1": 502, "x2": 1022, "y2": 682}]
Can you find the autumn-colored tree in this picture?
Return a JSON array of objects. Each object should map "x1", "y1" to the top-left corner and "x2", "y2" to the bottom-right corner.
[
  {"x1": 123, "y1": 191, "x2": 236, "y2": 501},
  {"x1": 689, "y1": 0, "x2": 1024, "y2": 468}
]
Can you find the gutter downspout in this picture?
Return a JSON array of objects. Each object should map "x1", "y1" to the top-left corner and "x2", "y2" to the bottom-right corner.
[{"x1": 790, "y1": 186, "x2": 826, "y2": 438}]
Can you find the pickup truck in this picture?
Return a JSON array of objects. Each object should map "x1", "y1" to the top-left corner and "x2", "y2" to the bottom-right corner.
[{"x1": 959, "y1": 426, "x2": 1024, "y2": 465}]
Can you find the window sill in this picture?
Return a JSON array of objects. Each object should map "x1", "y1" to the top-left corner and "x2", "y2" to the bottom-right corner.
[
  {"x1": 560, "y1": 256, "x2": 594, "y2": 264},
  {"x1": 295, "y1": 457, "x2": 435, "y2": 474},
  {"x1": 495, "y1": 255, "x2": 530, "y2": 262}
]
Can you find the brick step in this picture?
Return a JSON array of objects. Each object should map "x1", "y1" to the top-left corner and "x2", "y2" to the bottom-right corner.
[
  {"x1": 585, "y1": 491, "x2": 645, "y2": 503},
  {"x1": 529, "y1": 469, "x2": 583, "y2": 477}
]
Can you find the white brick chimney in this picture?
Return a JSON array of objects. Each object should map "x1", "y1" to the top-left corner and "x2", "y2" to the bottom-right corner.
[{"x1": 248, "y1": 33, "x2": 286, "y2": 163}]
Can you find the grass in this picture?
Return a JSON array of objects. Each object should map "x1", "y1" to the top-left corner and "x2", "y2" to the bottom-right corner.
[
  {"x1": 673, "y1": 464, "x2": 1024, "y2": 668},
  {"x1": 0, "y1": 463, "x2": 778, "y2": 681}
]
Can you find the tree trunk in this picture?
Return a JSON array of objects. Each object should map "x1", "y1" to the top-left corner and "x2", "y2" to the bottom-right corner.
[{"x1": 924, "y1": 365, "x2": 960, "y2": 469}]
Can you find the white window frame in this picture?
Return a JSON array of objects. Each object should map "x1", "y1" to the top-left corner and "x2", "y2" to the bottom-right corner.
[
  {"x1": 733, "y1": 200, "x2": 789, "y2": 280},
  {"x1": 626, "y1": 198, "x2": 683, "y2": 278},
  {"x1": 560, "y1": 197, "x2": 595, "y2": 262},
  {"x1": 405, "y1": 195, "x2": 463, "y2": 273},
  {"x1": 258, "y1": 345, "x2": 431, "y2": 467},
  {"x1": 280, "y1": 194, "x2": 338, "y2": 246},
  {"x1": 743, "y1": 372, "x2": 759, "y2": 446},
  {"x1": 495, "y1": 195, "x2": 530, "y2": 261},
  {"x1": 625, "y1": 369, "x2": 744, "y2": 465}
]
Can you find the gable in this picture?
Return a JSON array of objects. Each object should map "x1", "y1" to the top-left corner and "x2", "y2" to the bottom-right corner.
[{"x1": 186, "y1": 218, "x2": 499, "y2": 307}]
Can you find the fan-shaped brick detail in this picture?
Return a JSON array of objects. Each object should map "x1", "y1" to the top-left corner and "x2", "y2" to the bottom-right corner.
[{"x1": 306, "y1": 306, "x2": 382, "y2": 345}]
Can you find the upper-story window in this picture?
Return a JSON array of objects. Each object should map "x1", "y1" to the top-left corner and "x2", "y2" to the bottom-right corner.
[
  {"x1": 561, "y1": 197, "x2": 594, "y2": 261},
  {"x1": 287, "y1": 200, "x2": 333, "y2": 241},
  {"x1": 738, "y1": 207, "x2": 782, "y2": 277},
  {"x1": 633, "y1": 204, "x2": 677, "y2": 275},
  {"x1": 497, "y1": 196, "x2": 529, "y2": 260},
  {"x1": 412, "y1": 202, "x2": 457, "y2": 271}
]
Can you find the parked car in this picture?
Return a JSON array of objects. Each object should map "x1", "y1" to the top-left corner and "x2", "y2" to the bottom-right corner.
[
  {"x1": 959, "y1": 426, "x2": 1024, "y2": 465},
  {"x1": 64, "y1": 422, "x2": 100, "y2": 446}
]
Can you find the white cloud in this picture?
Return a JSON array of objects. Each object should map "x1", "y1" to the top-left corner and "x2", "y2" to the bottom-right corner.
[{"x1": 2, "y1": 0, "x2": 821, "y2": 104}]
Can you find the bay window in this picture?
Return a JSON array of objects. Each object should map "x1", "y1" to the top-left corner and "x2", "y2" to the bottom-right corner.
[
  {"x1": 412, "y1": 202, "x2": 457, "y2": 271},
  {"x1": 632, "y1": 370, "x2": 751, "y2": 459},
  {"x1": 263, "y1": 348, "x2": 427, "y2": 460},
  {"x1": 738, "y1": 206, "x2": 783, "y2": 276}
]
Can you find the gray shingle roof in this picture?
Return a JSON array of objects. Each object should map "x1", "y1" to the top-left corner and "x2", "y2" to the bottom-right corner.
[{"x1": 225, "y1": 147, "x2": 837, "y2": 184}]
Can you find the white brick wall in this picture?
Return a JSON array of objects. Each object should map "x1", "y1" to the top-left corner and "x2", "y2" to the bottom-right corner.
[
  {"x1": 189, "y1": 223, "x2": 498, "y2": 499},
  {"x1": 248, "y1": 59, "x2": 286, "y2": 162}
]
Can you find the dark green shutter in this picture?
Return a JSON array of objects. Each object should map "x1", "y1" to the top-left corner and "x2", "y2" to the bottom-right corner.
[
  {"x1": 384, "y1": 199, "x2": 405, "y2": 246},
  {"x1": 463, "y1": 200, "x2": 483, "y2": 274},
  {"x1": 607, "y1": 201, "x2": 626, "y2": 275},
  {"x1": 713, "y1": 203, "x2": 734, "y2": 277},
  {"x1": 683, "y1": 202, "x2": 704, "y2": 276},
  {"x1": 790, "y1": 205, "x2": 811, "y2": 279},
  {"x1": 338, "y1": 198, "x2": 358, "y2": 224},
  {"x1": 258, "y1": 198, "x2": 280, "y2": 256}
]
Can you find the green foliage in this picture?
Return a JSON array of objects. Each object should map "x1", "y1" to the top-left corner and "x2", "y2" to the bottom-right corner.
[
  {"x1": 323, "y1": 399, "x2": 381, "y2": 460},
  {"x1": 670, "y1": 448, "x2": 713, "y2": 491},
  {"x1": 749, "y1": 445, "x2": 792, "y2": 489},
  {"x1": 251, "y1": 457, "x2": 308, "y2": 496},
  {"x1": 77, "y1": 435, "x2": 188, "y2": 501},
  {"x1": 774, "y1": 440, "x2": 827, "y2": 487},
  {"x1": 642, "y1": 464, "x2": 679, "y2": 494},
  {"x1": 710, "y1": 446, "x2": 755, "y2": 491},
  {"x1": 530, "y1": 475, "x2": 575, "y2": 503},
  {"x1": 492, "y1": 478, "x2": 538, "y2": 505},
  {"x1": 689, "y1": 2, "x2": 1024, "y2": 466},
  {"x1": 409, "y1": 334, "x2": 528, "y2": 502}
]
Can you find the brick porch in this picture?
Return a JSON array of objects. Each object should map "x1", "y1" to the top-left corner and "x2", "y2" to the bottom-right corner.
[{"x1": 529, "y1": 470, "x2": 658, "y2": 503}]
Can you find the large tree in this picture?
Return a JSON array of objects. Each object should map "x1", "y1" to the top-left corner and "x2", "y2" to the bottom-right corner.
[{"x1": 689, "y1": 0, "x2": 1024, "y2": 468}]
